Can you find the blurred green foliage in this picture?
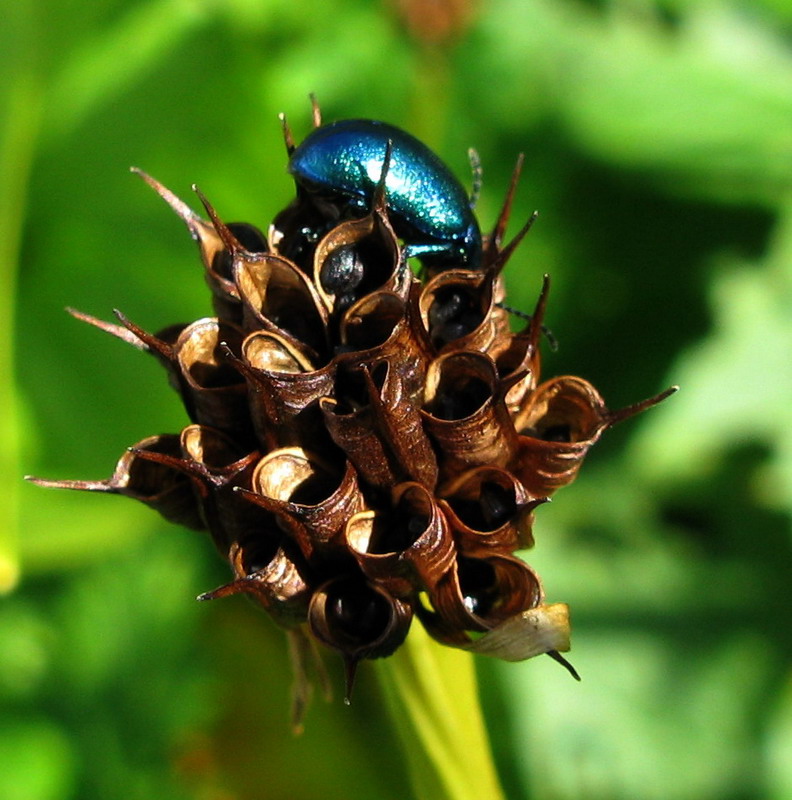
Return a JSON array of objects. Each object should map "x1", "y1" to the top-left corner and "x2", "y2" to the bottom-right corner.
[{"x1": 3, "y1": 0, "x2": 791, "y2": 797}]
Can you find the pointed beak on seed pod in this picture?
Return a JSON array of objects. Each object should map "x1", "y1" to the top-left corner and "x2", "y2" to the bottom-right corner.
[{"x1": 33, "y1": 110, "x2": 676, "y2": 725}]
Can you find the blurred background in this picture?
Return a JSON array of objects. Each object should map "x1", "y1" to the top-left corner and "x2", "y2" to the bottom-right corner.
[{"x1": 3, "y1": 0, "x2": 791, "y2": 797}]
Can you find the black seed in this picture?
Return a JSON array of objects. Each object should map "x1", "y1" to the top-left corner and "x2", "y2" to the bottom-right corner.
[{"x1": 540, "y1": 424, "x2": 572, "y2": 442}]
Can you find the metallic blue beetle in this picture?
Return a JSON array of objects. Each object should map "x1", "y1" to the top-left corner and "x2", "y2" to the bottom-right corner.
[{"x1": 288, "y1": 119, "x2": 482, "y2": 269}]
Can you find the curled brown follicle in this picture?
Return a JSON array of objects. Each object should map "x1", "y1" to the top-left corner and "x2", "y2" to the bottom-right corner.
[
  {"x1": 177, "y1": 424, "x2": 261, "y2": 550},
  {"x1": 418, "y1": 268, "x2": 508, "y2": 356},
  {"x1": 345, "y1": 482, "x2": 455, "y2": 596},
  {"x1": 242, "y1": 448, "x2": 365, "y2": 561},
  {"x1": 308, "y1": 574, "x2": 413, "y2": 702},
  {"x1": 199, "y1": 536, "x2": 313, "y2": 629},
  {"x1": 234, "y1": 250, "x2": 329, "y2": 362},
  {"x1": 512, "y1": 377, "x2": 677, "y2": 496},
  {"x1": 173, "y1": 318, "x2": 253, "y2": 443},
  {"x1": 422, "y1": 351, "x2": 519, "y2": 480},
  {"x1": 179, "y1": 423, "x2": 254, "y2": 471},
  {"x1": 238, "y1": 330, "x2": 336, "y2": 449},
  {"x1": 312, "y1": 211, "x2": 403, "y2": 316},
  {"x1": 26, "y1": 434, "x2": 205, "y2": 531},
  {"x1": 496, "y1": 274, "x2": 551, "y2": 413},
  {"x1": 361, "y1": 361, "x2": 439, "y2": 490},
  {"x1": 339, "y1": 291, "x2": 406, "y2": 352},
  {"x1": 439, "y1": 465, "x2": 546, "y2": 552},
  {"x1": 418, "y1": 552, "x2": 543, "y2": 647},
  {"x1": 243, "y1": 328, "x2": 317, "y2": 374},
  {"x1": 321, "y1": 361, "x2": 438, "y2": 491},
  {"x1": 338, "y1": 289, "x2": 430, "y2": 403},
  {"x1": 512, "y1": 376, "x2": 607, "y2": 495},
  {"x1": 319, "y1": 394, "x2": 393, "y2": 491}
]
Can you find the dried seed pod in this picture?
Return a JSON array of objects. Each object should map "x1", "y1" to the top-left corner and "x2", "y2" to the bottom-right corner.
[
  {"x1": 513, "y1": 377, "x2": 677, "y2": 495},
  {"x1": 321, "y1": 360, "x2": 438, "y2": 491},
  {"x1": 338, "y1": 289, "x2": 431, "y2": 402},
  {"x1": 496, "y1": 274, "x2": 550, "y2": 414},
  {"x1": 422, "y1": 351, "x2": 519, "y2": 480},
  {"x1": 177, "y1": 424, "x2": 262, "y2": 551},
  {"x1": 115, "y1": 426, "x2": 262, "y2": 553},
  {"x1": 358, "y1": 361, "x2": 439, "y2": 490},
  {"x1": 308, "y1": 573, "x2": 413, "y2": 700},
  {"x1": 234, "y1": 249, "x2": 330, "y2": 362},
  {"x1": 345, "y1": 482, "x2": 455, "y2": 596},
  {"x1": 319, "y1": 397, "x2": 393, "y2": 492},
  {"x1": 419, "y1": 551, "x2": 543, "y2": 647},
  {"x1": 236, "y1": 330, "x2": 336, "y2": 450},
  {"x1": 199, "y1": 536, "x2": 313, "y2": 629},
  {"x1": 242, "y1": 448, "x2": 365, "y2": 561},
  {"x1": 312, "y1": 206, "x2": 404, "y2": 316},
  {"x1": 418, "y1": 268, "x2": 508, "y2": 355},
  {"x1": 439, "y1": 465, "x2": 545, "y2": 552},
  {"x1": 173, "y1": 318, "x2": 254, "y2": 443},
  {"x1": 26, "y1": 434, "x2": 205, "y2": 531},
  {"x1": 511, "y1": 376, "x2": 612, "y2": 495}
]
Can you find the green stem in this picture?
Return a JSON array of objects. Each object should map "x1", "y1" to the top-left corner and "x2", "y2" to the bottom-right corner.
[
  {"x1": 0, "y1": 53, "x2": 42, "y2": 594},
  {"x1": 376, "y1": 624, "x2": 506, "y2": 800}
]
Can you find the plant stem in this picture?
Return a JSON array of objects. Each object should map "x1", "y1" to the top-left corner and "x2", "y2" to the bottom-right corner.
[
  {"x1": 0, "y1": 43, "x2": 42, "y2": 593},
  {"x1": 376, "y1": 623, "x2": 506, "y2": 800}
]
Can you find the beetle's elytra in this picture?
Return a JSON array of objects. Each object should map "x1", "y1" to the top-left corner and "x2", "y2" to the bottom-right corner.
[{"x1": 288, "y1": 119, "x2": 482, "y2": 269}]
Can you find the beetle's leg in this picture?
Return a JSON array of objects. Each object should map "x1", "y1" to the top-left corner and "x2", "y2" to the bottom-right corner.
[
  {"x1": 497, "y1": 302, "x2": 558, "y2": 351},
  {"x1": 468, "y1": 148, "x2": 483, "y2": 210},
  {"x1": 402, "y1": 242, "x2": 458, "y2": 262}
]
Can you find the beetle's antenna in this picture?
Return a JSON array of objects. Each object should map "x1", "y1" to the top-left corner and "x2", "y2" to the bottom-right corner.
[{"x1": 468, "y1": 148, "x2": 482, "y2": 209}]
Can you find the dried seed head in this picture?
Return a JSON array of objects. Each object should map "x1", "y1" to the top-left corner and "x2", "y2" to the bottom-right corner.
[{"x1": 34, "y1": 111, "x2": 675, "y2": 720}]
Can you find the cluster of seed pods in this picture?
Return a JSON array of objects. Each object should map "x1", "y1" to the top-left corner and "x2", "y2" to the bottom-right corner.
[{"x1": 31, "y1": 110, "x2": 673, "y2": 723}]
